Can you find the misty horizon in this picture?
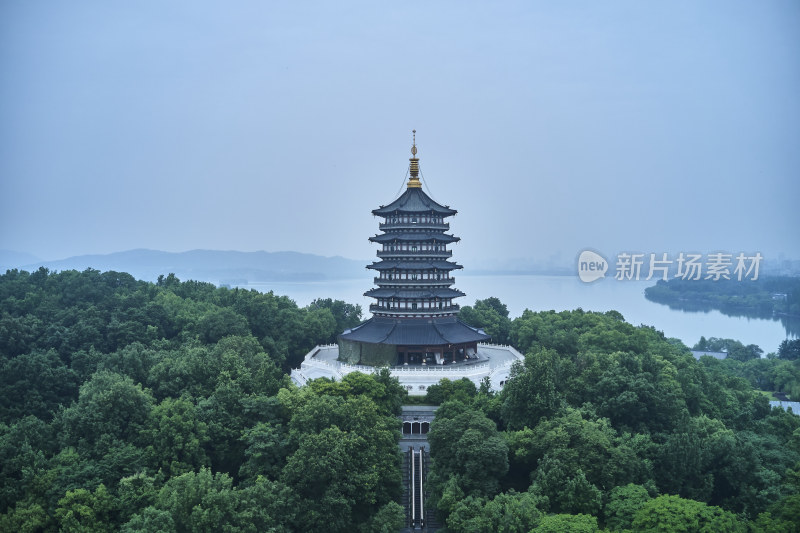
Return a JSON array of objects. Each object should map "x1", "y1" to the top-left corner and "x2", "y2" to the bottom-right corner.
[{"x1": 2, "y1": 2, "x2": 798, "y2": 267}]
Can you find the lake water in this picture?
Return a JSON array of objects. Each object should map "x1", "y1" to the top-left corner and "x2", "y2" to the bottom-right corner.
[{"x1": 240, "y1": 274, "x2": 797, "y2": 354}]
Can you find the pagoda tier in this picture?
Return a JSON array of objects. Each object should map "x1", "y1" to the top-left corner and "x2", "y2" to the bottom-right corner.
[
  {"x1": 365, "y1": 286, "x2": 466, "y2": 317},
  {"x1": 365, "y1": 194, "x2": 463, "y2": 318},
  {"x1": 365, "y1": 288, "x2": 465, "y2": 298},
  {"x1": 373, "y1": 276, "x2": 456, "y2": 287},
  {"x1": 369, "y1": 232, "x2": 459, "y2": 244},
  {"x1": 338, "y1": 134, "x2": 489, "y2": 367}
]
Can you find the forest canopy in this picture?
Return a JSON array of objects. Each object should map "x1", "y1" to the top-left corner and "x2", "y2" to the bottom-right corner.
[
  {"x1": 447, "y1": 302, "x2": 800, "y2": 531},
  {"x1": 0, "y1": 268, "x2": 406, "y2": 532},
  {"x1": 1, "y1": 267, "x2": 799, "y2": 531}
]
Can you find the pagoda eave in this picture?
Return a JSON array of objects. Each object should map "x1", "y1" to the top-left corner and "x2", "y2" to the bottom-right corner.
[
  {"x1": 364, "y1": 287, "x2": 466, "y2": 299},
  {"x1": 367, "y1": 260, "x2": 463, "y2": 271},
  {"x1": 369, "y1": 233, "x2": 460, "y2": 244}
]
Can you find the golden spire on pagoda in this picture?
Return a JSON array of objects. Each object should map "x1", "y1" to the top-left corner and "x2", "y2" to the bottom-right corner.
[{"x1": 407, "y1": 129, "x2": 422, "y2": 188}]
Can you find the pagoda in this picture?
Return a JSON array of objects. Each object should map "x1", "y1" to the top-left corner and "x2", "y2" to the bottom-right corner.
[{"x1": 338, "y1": 133, "x2": 490, "y2": 366}]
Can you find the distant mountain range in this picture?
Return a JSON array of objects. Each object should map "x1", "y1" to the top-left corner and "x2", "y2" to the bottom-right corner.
[{"x1": 0, "y1": 249, "x2": 368, "y2": 284}]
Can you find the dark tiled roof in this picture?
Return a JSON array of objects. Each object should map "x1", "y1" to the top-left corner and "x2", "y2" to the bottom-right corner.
[
  {"x1": 339, "y1": 316, "x2": 490, "y2": 345},
  {"x1": 372, "y1": 188, "x2": 457, "y2": 216},
  {"x1": 370, "y1": 232, "x2": 459, "y2": 244},
  {"x1": 364, "y1": 287, "x2": 465, "y2": 299},
  {"x1": 367, "y1": 260, "x2": 462, "y2": 271}
]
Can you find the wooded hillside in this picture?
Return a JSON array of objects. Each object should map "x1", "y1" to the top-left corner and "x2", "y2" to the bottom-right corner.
[{"x1": 1, "y1": 268, "x2": 798, "y2": 531}]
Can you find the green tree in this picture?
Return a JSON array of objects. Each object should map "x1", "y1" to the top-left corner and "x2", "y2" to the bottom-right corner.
[
  {"x1": 536, "y1": 513, "x2": 599, "y2": 532},
  {"x1": 500, "y1": 348, "x2": 563, "y2": 430},
  {"x1": 0, "y1": 416, "x2": 53, "y2": 512},
  {"x1": 0, "y1": 501, "x2": 51, "y2": 532},
  {"x1": 117, "y1": 471, "x2": 157, "y2": 524},
  {"x1": 459, "y1": 297, "x2": 511, "y2": 344},
  {"x1": 98, "y1": 342, "x2": 163, "y2": 387},
  {"x1": 655, "y1": 415, "x2": 735, "y2": 503},
  {"x1": 276, "y1": 386, "x2": 401, "y2": 531},
  {"x1": 428, "y1": 402, "x2": 508, "y2": 498},
  {"x1": 59, "y1": 370, "x2": 154, "y2": 452},
  {"x1": 141, "y1": 397, "x2": 209, "y2": 476},
  {"x1": 307, "y1": 370, "x2": 406, "y2": 417},
  {"x1": 122, "y1": 507, "x2": 175, "y2": 532},
  {"x1": 751, "y1": 510, "x2": 799, "y2": 533},
  {"x1": 506, "y1": 408, "x2": 652, "y2": 495},
  {"x1": 631, "y1": 494, "x2": 746, "y2": 532},
  {"x1": 281, "y1": 427, "x2": 382, "y2": 532},
  {"x1": 530, "y1": 456, "x2": 602, "y2": 516},
  {"x1": 445, "y1": 490, "x2": 544, "y2": 533},
  {"x1": 603, "y1": 483, "x2": 652, "y2": 531},
  {"x1": 126, "y1": 468, "x2": 241, "y2": 532},
  {"x1": 779, "y1": 339, "x2": 800, "y2": 360},
  {"x1": 148, "y1": 335, "x2": 286, "y2": 401},
  {"x1": 425, "y1": 378, "x2": 477, "y2": 405},
  {"x1": 306, "y1": 298, "x2": 362, "y2": 342},
  {"x1": 371, "y1": 367, "x2": 408, "y2": 416},
  {"x1": 55, "y1": 484, "x2": 116, "y2": 533},
  {"x1": 197, "y1": 307, "x2": 250, "y2": 344},
  {"x1": 713, "y1": 429, "x2": 798, "y2": 515},
  {"x1": 238, "y1": 422, "x2": 288, "y2": 482},
  {"x1": 358, "y1": 501, "x2": 404, "y2": 533},
  {"x1": 582, "y1": 350, "x2": 687, "y2": 433},
  {"x1": 235, "y1": 477, "x2": 294, "y2": 532},
  {"x1": 753, "y1": 463, "x2": 800, "y2": 532},
  {"x1": 730, "y1": 343, "x2": 764, "y2": 362},
  {"x1": 0, "y1": 312, "x2": 43, "y2": 357},
  {"x1": 0, "y1": 349, "x2": 79, "y2": 421}
]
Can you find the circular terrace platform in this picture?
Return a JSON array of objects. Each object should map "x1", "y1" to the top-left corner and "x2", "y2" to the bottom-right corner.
[{"x1": 290, "y1": 343, "x2": 524, "y2": 396}]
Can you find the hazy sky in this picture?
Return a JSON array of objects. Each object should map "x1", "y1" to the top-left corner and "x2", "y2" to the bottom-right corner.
[{"x1": 2, "y1": 1, "x2": 798, "y2": 269}]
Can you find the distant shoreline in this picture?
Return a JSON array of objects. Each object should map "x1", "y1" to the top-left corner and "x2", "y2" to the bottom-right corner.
[{"x1": 643, "y1": 277, "x2": 800, "y2": 342}]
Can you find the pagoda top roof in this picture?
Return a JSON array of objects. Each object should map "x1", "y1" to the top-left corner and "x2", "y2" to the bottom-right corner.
[
  {"x1": 372, "y1": 187, "x2": 457, "y2": 217},
  {"x1": 339, "y1": 316, "x2": 490, "y2": 346}
]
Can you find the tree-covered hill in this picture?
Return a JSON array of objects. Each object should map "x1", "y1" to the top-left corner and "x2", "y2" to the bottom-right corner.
[
  {"x1": 0, "y1": 267, "x2": 406, "y2": 532},
  {"x1": 440, "y1": 303, "x2": 800, "y2": 531},
  {"x1": 2, "y1": 269, "x2": 799, "y2": 531}
]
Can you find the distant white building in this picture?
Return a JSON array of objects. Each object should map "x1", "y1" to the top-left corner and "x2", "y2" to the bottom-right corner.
[
  {"x1": 770, "y1": 401, "x2": 800, "y2": 415},
  {"x1": 691, "y1": 350, "x2": 728, "y2": 360}
]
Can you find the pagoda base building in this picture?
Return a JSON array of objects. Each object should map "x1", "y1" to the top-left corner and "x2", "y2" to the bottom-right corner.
[{"x1": 338, "y1": 315, "x2": 489, "y2": 366}]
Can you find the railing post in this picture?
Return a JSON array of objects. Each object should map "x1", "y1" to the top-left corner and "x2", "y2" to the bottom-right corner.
[
  {"x1": 419, "y1": 447, "x2": 424, "y2": 527},
  {"x1": 410, "y1": 447, "x2": 415, "y2": 526}
]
